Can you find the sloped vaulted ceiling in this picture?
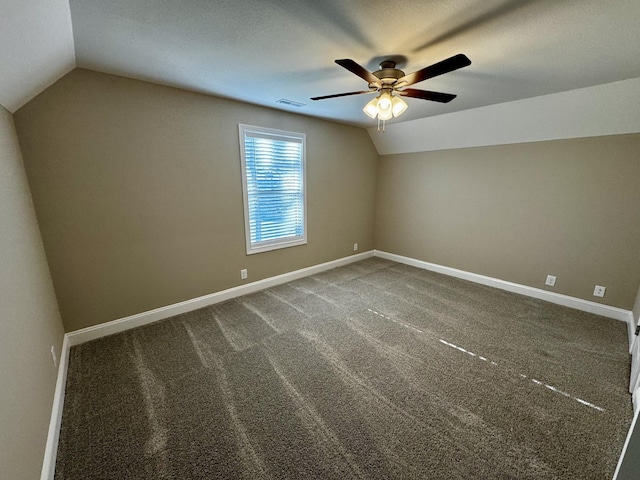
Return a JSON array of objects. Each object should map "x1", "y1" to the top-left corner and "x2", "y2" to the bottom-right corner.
[
  {"x1": 0, "y1": 0, "x2": 75, "y2": 112},
  {"x1": 3, "y1": 0, "x2": 640, "y2": 130}
]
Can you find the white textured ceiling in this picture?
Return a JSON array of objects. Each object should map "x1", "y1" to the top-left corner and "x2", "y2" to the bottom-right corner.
[
  {"x1": 4, "y1": 0, "x2": 640, "y2": 127},
  {"x1": 67, "y1": 0, "x2": 640, "y2": 127}
]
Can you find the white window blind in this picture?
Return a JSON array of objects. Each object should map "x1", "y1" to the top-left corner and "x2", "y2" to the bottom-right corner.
[{"x1": 239, "y1": 125, "x2": 307, "y2": 254}]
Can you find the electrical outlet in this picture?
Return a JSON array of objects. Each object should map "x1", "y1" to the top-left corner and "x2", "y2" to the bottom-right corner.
[
  {"x1": 545, "y1": 275, "x2": 556, "y2": 287},
  {"x1": 50, "y1": 346, "x2": 57, "y2": 367},
  {"x1": 240, "y1": 269, "x2": 248, "y2": 280},
  {"x1": 353, "y1": 243, "x2": 358, "y2": 252},
  {"x1": 593, "y1": 285, "x2": 606, "y2": 298}
]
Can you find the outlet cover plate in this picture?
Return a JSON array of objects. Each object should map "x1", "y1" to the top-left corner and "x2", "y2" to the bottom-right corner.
[
  {"x1": 545, "y1": 275, "x2": 556, "y2": 287},
  {"x1": 593, "y1": 285, "x2": 606, "y2": 297}
]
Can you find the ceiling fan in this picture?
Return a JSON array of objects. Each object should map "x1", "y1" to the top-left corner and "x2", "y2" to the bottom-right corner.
[{"x1": 311, "y1": 54, "x2": 471, "y2": 128}]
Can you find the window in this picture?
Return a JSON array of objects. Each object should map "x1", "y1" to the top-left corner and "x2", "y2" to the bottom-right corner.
[{"x1": 239, "y1": 124, "x2": 307, "y2": 254}]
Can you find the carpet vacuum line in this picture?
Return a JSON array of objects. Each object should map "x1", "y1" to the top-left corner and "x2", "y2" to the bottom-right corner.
[{"x1": 365, "y1": 308, "x2": 605, "y2": 413}]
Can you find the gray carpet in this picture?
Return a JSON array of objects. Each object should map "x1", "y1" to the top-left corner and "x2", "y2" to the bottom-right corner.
[{"x1": 55, "y1": 258, "x2": 633, "y2": 479}]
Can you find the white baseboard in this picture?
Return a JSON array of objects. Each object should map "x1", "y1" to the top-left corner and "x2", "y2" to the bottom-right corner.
[
  {"x1": 67, "y1": 251, "x2": 374, "y2": 346},
  {"x1": 40, "y1": 335, "x2": 70, "y2": 480},
  {"x1": 374, "y1": 250, "x2": 634, "y2": 342},
  {"x1": 67, "y1": 248, "x2": 635, "y2": 348}
]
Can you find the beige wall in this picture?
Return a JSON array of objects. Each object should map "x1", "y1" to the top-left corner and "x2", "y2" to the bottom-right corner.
[
  {"x1": 14, "y1": 69, "x2": 378, "y2": 332},
  {"x1": 375, "y1": 135, "x2": 640, "y2": 310},
  {"x1": 0, "y1": 106, "x2": 65, "y2": 479}
]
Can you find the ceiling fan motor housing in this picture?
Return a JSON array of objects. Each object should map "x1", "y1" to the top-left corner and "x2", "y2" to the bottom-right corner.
[{"x1": 371, "y1": 60, "x2": 405, "y2": 87}]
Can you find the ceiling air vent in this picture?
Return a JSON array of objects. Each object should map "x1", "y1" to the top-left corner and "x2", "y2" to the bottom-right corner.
[{"x1": 276, "y1": 98, "x2": 306, "y2": 108}]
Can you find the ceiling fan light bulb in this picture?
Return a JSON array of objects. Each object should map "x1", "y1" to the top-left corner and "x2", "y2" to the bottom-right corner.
[
  {"x1": 377, "y1": 91, "x2": 392, "y2": 110},
  {"x1": 376, "y1": 92, "x2": 393, "y2": 121},
  {"x1": 363, "y1": 98, "x2": 378, "y2": 118},
  {"x1": 391, "y1": 95, "x2": 408, "y2": 117}
]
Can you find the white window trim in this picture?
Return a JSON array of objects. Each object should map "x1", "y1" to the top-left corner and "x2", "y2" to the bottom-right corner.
[{"x1": 238, "y1": 124, "x2": 307, "y2": 255}]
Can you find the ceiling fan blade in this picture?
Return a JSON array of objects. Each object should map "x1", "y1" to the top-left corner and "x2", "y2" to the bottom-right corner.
[
  {"x1": 335, "y1": 59, "x2": 382, "y2": 87},
  {"x1": 400, "y1": 88, "x2": 457, "y2": 103},
  {"x1": 311, "y1": 90, "x2": 373, "y2": 101},
  {"x1": 397, "y1": 54, "x2": 471, "y2": 87}
]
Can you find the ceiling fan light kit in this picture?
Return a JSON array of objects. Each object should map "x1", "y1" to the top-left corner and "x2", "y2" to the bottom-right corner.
[
  {"x1": 363, "y1": 90, "x2": 405, "y2": 119},
  {"x1": 363, "y1": 91, "x2": 408, "y2": 130},
  {"x1": 311, "y1": 54, "x2": 471, "y2": 131}
]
